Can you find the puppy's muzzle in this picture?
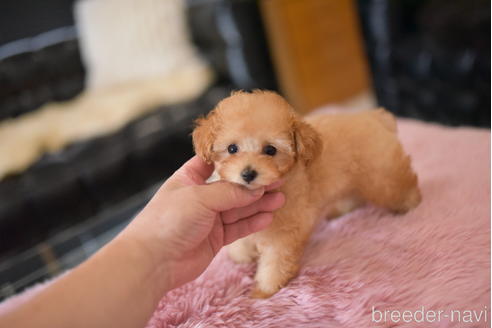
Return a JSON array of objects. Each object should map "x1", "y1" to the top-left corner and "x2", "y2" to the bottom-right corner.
[{"x1": 241, "y1": 167, "x2": 257, "y2": 184}]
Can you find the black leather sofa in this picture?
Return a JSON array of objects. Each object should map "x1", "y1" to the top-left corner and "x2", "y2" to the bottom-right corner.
[{"x1": 0, "y1": 0, "x2": 277, "y2": 299}]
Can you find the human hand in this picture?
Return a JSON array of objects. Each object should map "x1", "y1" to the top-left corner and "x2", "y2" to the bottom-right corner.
[
  {"x1": 121, "y1": 156, "x2": 285, "y2": 290},
  {"x1": 0, "y1": 156, "x2": 284, "y2": 328}
]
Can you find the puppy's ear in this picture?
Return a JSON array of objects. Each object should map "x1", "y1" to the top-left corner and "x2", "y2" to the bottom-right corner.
[
  {"x1": 192, "y1": 111, "x2": 218, "y2": 164},
  {"x1": 293, "y1": 120, "x2": 322, "y2": 166}
]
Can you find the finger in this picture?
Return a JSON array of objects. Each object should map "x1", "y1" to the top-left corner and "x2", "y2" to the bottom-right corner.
[
  {"x1": 221, "y1": 192, "x2": 285, "y2": 224},
  {"x1": 194, "y1": 182, "x2": 265, "y2": 212},
  {"x1": 167, "y1": 156, "x2": 214, "y2": 189},
  {"x1": 180, "y1": 155, "x2": 214, "y2": 183},
  {"x1": 223, "y1": 212, "x2": 273, "y2": 245},
  {"x1": 265, "y1": 179, "x2": 285, "y2": 191}
]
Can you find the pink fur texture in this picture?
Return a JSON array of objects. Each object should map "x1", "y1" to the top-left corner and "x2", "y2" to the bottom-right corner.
[{"x1": 147, "y1": 119, "x2": 490, "y2": 328}]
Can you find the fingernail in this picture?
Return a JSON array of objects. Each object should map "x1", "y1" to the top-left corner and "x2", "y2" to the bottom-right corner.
[{"x1": 250, "y1": 187, "x2": 264, "y2": 197}]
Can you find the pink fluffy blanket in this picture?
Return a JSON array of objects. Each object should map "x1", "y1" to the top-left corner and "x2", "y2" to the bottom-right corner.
[
  {"x1": 147, "y1": 119, "x2": 490, "y2": 328},
  {"x1": 1, "y1": 118, "x2": 490, "y2": 327}
]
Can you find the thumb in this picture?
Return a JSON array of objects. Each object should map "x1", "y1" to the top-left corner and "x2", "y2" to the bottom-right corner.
[{"x1": 193, "y1": 182, "x2": 265, "y2": 212}]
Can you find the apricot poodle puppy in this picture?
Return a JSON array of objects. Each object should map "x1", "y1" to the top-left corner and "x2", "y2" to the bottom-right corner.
[{"x1": 192, "y1": 90, "x2": 421, "y2": 298}]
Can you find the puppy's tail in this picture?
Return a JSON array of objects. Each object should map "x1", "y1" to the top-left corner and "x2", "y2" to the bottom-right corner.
[{"x1": 372, "y1": 108, "x2": 397, "y2": 133}]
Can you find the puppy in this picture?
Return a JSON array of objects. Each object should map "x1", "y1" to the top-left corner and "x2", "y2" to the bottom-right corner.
[{"x1": 192, "y1": 90, "x2": 421, "y2": 298}]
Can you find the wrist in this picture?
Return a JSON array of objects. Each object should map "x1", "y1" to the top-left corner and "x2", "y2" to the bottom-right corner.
[{"x1": 111, "y1": 232, "x2": 174, "y2": 300}]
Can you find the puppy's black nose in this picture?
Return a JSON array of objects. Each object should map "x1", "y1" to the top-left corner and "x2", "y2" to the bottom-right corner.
[{"x1": 241, "y1": 167, "x2": 258, "y2": 183}]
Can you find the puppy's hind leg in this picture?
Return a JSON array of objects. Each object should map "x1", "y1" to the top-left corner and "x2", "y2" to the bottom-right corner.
[
  {"x1": 359, "y1": 154, "x2": 421, "y2": 214},
  {"x1": 323, "y1": 197, "x2": 362, "y2": 220}
]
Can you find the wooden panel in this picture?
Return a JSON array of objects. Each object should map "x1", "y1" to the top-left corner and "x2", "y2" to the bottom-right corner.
[{"x1": 260, "y1": 0, "x2": 371, "y2": 113}]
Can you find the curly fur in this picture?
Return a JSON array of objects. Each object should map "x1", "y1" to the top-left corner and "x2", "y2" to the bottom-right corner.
[{"x1": 192, "y1": 91, "x2": 421, "y2": 298}]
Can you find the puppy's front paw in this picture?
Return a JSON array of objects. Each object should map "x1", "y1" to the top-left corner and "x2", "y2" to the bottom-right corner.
[
  {"x1": 250, "y1": 285, "x2": 277, "y2": 299},
  {"x1": 228, "y1": 248, "x2": 255, "y2": 264},
  {"x1": 229, "y1": 255, "x2": 254, "y2": 264},
  {"x1": 227, "y1": 241, "x2": 257, "y2": 264}
]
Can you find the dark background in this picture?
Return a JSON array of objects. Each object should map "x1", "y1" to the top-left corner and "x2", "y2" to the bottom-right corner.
[{"x1": 0, "y1": 0, "x2": 76, "y2": 44}]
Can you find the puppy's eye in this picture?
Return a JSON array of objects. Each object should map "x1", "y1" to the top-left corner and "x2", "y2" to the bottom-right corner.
[
  {"x1": 263, "y1": 145, "x2": 277, "y2": 156},
  {"x1": 227, "y1": 144, "x2": 238, "y2": 154}
]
